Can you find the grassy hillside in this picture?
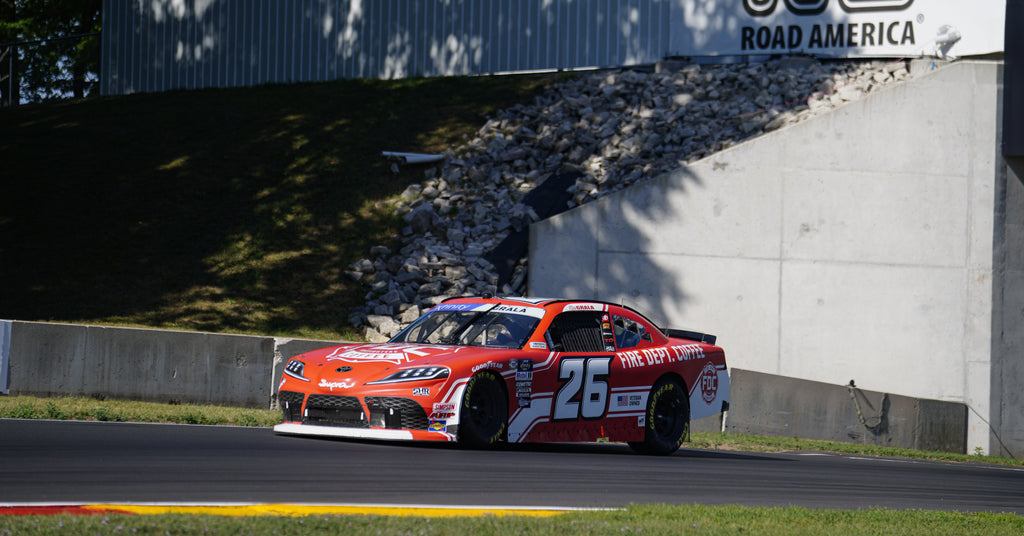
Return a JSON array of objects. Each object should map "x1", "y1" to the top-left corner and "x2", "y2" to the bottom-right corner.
[{"x1": 0, "y1": 75, "x2": 553, "y2": 340}]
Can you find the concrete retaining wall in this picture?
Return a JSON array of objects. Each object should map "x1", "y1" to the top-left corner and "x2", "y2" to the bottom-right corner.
[
  {"x1": 994, "y1": 158, "x2": 1024, "y2": 458},
  {"x1": 1, "y1": 320, "x2": 967, "y2": 452},
  {"x1": 2, "y1": 320, "x2": 335, "y2": 408},
  {"x1": 530, "y1": 61, "x2": 1017, "y2": 456},
  {"x1": 719, "y1": 369, "x2": 966, "y2": 453}
]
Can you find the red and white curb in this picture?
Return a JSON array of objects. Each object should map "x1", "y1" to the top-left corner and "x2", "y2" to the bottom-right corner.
[{"x1": 0, "y1": 502, "x2": 612, "y2": 517}]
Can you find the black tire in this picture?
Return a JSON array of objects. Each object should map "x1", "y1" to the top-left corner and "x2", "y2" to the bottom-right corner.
[
  {"x1": 458, "y1": 372, "x2": 508, "y2": 448},
  {"x1": 629, "y1": 377, "x2": 690, "y2": 455}
]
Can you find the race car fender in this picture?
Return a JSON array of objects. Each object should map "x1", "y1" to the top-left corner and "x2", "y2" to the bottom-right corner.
[{"x1": 688, "y1": 363, "x2": 730, "y2": 421}]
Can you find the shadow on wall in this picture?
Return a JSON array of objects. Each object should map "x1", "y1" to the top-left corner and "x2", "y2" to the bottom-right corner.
[
  {"x1": 105, "y1": 0, "x2": 680, "y2": 93},
  {"x1": 529, "y1": 163, "x2": 705, "y2": 327}
]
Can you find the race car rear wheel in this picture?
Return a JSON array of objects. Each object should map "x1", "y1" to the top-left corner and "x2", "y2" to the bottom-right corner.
[
  {"x1": 458, "y1": 372, "x2": 508, "y2": 448},
  {"x1": 629, "y1": 377, "x2": 690, "y2": 455}
]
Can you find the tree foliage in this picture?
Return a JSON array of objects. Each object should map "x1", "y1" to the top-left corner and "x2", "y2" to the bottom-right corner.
[{"x1": 0, "y1": 0, "x2": 100, "y2": 106}]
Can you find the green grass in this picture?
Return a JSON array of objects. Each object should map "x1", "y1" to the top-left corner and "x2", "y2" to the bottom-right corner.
[
  {"x1": 688, "y1": 431, "x2": 1023, "y2": 467},
  {"x1": 0, "y1": 505, "x2": 1021, "y2": 535},
  {"x1": 0, "y1": 395, "x2": 280, "y2": 427},
  {"x1": 0, "y1": 75, "x2": 554, "y2": 340}
]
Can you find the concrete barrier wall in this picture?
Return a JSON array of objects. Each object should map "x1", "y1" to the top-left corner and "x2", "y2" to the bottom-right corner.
[
  {"x1": 720, "y1": 369, "x2": 966, "y2": 453},
  {"x1": 2, "y1": 320, "x2": 967, "y2": 451},
  {"x1": 4, "y1": 320, "x2": 336, "y2": 408},
  {"x1": 530, "y1": 61, "x2": 1015, "y2": 456},
  {"x1": 0, "y1": 320, "x2": 11, "y2": 395}
]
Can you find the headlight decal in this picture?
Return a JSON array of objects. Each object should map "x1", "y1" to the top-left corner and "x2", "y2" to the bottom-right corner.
[
  {"x1": 284, "y1": 359, "x2": 311, "y2": 382},
  {"x1": 365, "y1": 366, "x2": 450, "y2": 384}
]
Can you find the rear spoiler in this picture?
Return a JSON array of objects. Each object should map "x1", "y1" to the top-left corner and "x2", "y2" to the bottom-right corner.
[{"x1": 663, "y1": 328, "x2": 717, "y2": 345}]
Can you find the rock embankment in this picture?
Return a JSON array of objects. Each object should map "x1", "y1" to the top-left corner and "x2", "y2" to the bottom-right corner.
[{"x1": 349, "y1": 57, "x2": 916, "y2": 341}]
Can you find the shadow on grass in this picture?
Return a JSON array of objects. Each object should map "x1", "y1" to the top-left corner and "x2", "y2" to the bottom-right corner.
[{"x1": 0, "y1": 75, "x2": 552, "y2": 338}]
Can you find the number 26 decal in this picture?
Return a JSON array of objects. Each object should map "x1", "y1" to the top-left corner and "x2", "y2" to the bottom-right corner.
[{"x1": 552, "y1": 357, "x2": 612, "y2": 421}]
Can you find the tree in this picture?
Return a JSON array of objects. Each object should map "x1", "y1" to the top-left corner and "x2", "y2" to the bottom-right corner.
[
  {"x1": 0, "y1": 0, "x2": 100, "y2": 106},
  {"x1": 0, "y1": 0, "x2": 25, "y2": 107}
]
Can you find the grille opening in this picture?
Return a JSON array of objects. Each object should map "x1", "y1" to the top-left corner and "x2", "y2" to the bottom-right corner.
[
  {"x1": 304, "y1": 394, "x2": 369, "y2": 428},
  {"x1": 365, "y1": 397, "x2": 430, "y2": 430},
  {"x1": 278, "y1": 391, "x2": 305, "y2": 422}
]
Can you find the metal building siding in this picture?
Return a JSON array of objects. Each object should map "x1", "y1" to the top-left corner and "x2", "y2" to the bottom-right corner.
[{"x1": 101, "y1": 0, "x2": 670, "y2": 95}]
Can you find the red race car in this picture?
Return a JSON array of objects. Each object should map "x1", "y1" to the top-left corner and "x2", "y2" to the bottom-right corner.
[{"x1": 274, "y1": 296, "x2": 729, "y2": 454}]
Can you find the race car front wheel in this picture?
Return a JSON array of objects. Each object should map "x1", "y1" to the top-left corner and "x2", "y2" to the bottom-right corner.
[
  {"x1": 629, "y1": 376, "x2": 690, "y2": 455},
  {"x1": 458, "y1": 372, "x2": 508, "y2": 448}
]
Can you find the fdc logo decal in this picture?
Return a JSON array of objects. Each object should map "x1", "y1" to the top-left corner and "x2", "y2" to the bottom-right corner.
[
  {"x1": 744, "y1": 0, "x2": 913, "y2": 17},
  {"x1": 699, "y1": 362, "x2": 719, "y2": 404}
]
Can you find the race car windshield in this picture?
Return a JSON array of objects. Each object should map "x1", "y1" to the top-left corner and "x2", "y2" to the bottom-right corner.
[{"x1": 391, "y1": 310, "x2": 540, "y2": 349}]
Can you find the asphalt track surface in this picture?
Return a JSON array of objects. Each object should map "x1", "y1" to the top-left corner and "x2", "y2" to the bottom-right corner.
[{"x1": 1, "y1": 419, "x2": 1022, "y2": 514}]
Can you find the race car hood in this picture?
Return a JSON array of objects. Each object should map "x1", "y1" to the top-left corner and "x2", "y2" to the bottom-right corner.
[{"x1": 287, "y1": 342, "x2": 496, "y2": 391}]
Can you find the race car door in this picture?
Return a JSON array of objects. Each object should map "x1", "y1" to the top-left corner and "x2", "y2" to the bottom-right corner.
[{"x1": 507, "y1": 308, "x2": 617, "y2": 443}]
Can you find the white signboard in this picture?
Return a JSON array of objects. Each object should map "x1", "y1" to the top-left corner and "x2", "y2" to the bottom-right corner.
[{"x1": 671, "y1": 0, "x2": 1005, "y2": 58}]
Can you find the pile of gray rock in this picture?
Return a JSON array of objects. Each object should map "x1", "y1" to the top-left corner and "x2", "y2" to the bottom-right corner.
[{"x1": 348, "y1": 57, "x2": 917, "y2": 341}]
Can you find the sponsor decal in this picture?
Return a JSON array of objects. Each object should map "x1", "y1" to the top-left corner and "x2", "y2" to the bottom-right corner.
[
  {"x1": 512, "y1": 359, "x2": 535, "y2": 406},
  {"x1": 472, "y1": 361, "x2": 503, "y2": 373},
  {"x1": 325, "y1": 344, "x2": 438, "y2": 365},
  {"x1": 318, "y1": 379, "x2": 355, "y2": 391},
  {"x1": 430, "y1": 402, "x2": 456, "y2": 420},
  {"x1": 413, "y1": 387, "x2": 430, "y2": 396},
  {"x1": 600, "y1": 317, "x2": 616, "y2": 353},
  {"x1": 492, "y1": 304, "x2": 546, "y2": 318},
  {"x1": 433, "y1": 303, "x2": 484, "y2": 312},
  {"x1": 563, "y1": 303, "x2": 605, "y2": 312},
  {"x1": 432, "y1": 402, "x2": 456, "y2": 413},
  {"x1": 529, "y1": 341, "x2": 548, "y2": 350},
  {"x1": 428, "y1": 420, "x2": 446, "y2": 432},
  {"x1": 616, "y1": 394, "x2": 643, "y2": 408},
  {"x1": 699, "y1": 362, "x2": 720, "y2": 403},
  {"x1": 638, "y1": 414, "x2": 646, "y2": 427},
  {"x1": 618, "y1": 344, "x2": 705, "y2": 369}
]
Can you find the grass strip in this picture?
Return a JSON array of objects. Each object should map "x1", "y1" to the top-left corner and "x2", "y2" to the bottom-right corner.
[
  {"x1": 0, "y1": 395, "x2": 280, "y2": 427},
  {"x1": 0, "y1": 504, "x2": 1021, "y2": 535}
]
